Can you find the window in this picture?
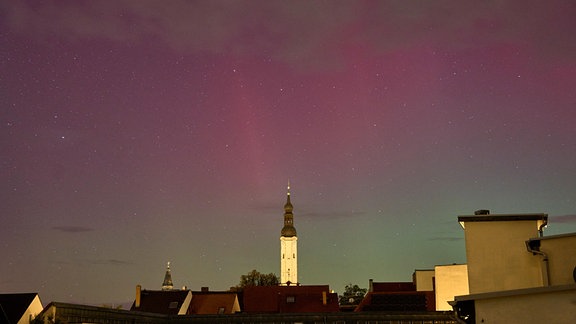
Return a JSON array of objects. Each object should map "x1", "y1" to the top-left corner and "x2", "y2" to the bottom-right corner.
[
  {"x1": 218, "y1": 307, "x2": 225, "y2": 314},
  {"x1": 287, "y1": 296, "x2": 295, "y2": 303},
  {"x1": 168, "y1": 301, "x2": 179, "y2": 309}
]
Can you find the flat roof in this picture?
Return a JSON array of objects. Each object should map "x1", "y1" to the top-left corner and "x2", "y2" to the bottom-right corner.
[
  {"x1": 528, "y1": 231, "x2": 576, "y2": 241},
  {"x1": 457, "y1": 213, "x2": 548, "y2": 223},
  {"x1": 453, "y1": 283, "x2": 576, "y2": 302},
  {"x1": 435, "y1": 263, "x2": 466, "y2": 267}
]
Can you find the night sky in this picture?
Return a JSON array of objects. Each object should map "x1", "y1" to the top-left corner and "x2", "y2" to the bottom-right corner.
[{"x1": 2, "y1": 1, "x2": 576, "y2": 306}]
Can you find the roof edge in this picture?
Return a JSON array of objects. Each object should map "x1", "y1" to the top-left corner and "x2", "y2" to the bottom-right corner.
[
  {"x1": 454, "y1": 283, "x2": 576, "y2": 302},
  {"x1": 457, "y1": 213, "x2": 548, "y2": 222},
  {"x1": 528, "y1": 231, "x2": 576, "y2": 241}
]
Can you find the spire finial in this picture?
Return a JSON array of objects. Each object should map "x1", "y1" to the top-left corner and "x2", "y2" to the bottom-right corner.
[{"x1": 287, "y1": 179, "x2": 291, "y2": 196}]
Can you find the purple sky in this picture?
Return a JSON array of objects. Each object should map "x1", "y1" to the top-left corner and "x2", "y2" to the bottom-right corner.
[{"x1": 2, "y1": 1, "x2": 576, "y2": 305}]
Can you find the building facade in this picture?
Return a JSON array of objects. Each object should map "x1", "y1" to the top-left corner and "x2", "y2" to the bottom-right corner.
[
  {"x1": 458, "y1": 211, "x2": 548, "y2": 294},
  {"x1": 434, "y1": 264, "x2": 468, "y2": 311},
  {"x1": 452, "y1": 211, "x2": 576, "y2": 323}
]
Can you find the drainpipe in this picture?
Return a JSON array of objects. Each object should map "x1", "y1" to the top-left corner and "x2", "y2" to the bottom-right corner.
[
  {"x1": 526, "y1": 239, "x2": 550, "y2": 286},
  {"x1": 538, "y1": 219, "x2": 547, "y2": 237}
]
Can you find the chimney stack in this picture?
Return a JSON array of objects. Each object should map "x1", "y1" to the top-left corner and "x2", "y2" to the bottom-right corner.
[{"x1": 135, "y1": 285, "x2": 141, "y2": 308}]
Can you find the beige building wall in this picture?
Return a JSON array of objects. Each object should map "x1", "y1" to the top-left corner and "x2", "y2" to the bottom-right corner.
[
  {"x1": 537, "y1": 233, "x2": 576, "y2": 286},
  {"x1": 473, "y1": 285, "x2": 576, "y2": 324},
  {"x1": 460, "y1": 215, "x2": 546, "y2": 294},
  {"x1": 435, "y1": 264, "x2": 468, "y2": 311},
  {"x1": 413, "y1": 269, "x2": 435, "y2": 291}
]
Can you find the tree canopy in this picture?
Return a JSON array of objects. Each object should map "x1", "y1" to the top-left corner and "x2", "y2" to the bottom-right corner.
[
  {"x1": 338, "y1": 283, "x2": 367, "y2": 305},
  {"x1": 236, "y1": 269, "x2": 279, "y2": 289}
]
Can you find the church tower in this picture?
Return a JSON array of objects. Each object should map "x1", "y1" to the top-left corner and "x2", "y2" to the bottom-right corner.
[
  {"x1": 162, "y1": 261, "x2": 173, "y2": 290},
  {"x1": 280, "y1": 182, "x2": 298, "y2": 285}
]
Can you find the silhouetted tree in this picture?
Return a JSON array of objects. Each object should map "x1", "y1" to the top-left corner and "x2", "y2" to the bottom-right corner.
[
  {"x1": 338, "y1": 283, "x2": 367, "y2": 305},
  {"x1": 236, "y1": 269, "x2": 279, "y2": 289}
]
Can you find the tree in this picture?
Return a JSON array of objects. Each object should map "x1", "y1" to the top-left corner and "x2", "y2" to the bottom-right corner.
[
  {"x1": 236, "y1": 269, "x2": 279, "y2": 289},
  {"x1": 338, "y1": 283, "x2": 367, "y2": 305}
]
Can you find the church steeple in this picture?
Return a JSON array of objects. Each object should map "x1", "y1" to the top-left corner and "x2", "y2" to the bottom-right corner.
[
  {"x1": 281, "y1": 181, "x2": 297, "y2": 237},
  {"x1": 162, "y1": 261, "x2": 173, "y2": 291}
]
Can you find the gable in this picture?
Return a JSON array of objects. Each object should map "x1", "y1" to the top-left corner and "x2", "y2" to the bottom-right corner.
[
  {"x1": 0, "y1": 293, "x2": 39, "y2": 324},
  {"x1": 131, "y1": 290, "x2": 191, "y2": 315},
  {"x1": 189, "y1": 292, "x2": 239, "y2": 314}
]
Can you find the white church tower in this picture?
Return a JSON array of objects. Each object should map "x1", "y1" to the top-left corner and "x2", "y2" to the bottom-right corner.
[{"x1": 280, "y1": 182, "x2": 298, "y2": 285}]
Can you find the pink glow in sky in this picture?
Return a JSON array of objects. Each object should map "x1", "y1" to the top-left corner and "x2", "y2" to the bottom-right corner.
[{"x1": 2, "y1": 1, "x2": 576, "y2": 305}]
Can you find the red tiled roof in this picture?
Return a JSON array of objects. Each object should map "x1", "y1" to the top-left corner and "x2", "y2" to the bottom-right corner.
[
  {"x1": 188, "y1": 292, "x2": 239, "y2": 314},
  {"x1": 371, "y1": 282, "x2": 416, "y2": 292},
  {"x1": 243, "y1": 285, "x2": 339, "y2": 313},
  {"x1": 130, "y1": 290, "x2": 191, "y2": 315},
  {"x1": 356, "y1": 282, "x2": 435, "y2": 312}
]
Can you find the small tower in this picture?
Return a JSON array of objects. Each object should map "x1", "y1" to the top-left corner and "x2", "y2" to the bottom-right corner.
[
  {"x1": 162, "y1": 261, "x2": 174, "y2": 291},
  {"x1": 280, "y1": 182, "x2": 298, "y2": 285}
]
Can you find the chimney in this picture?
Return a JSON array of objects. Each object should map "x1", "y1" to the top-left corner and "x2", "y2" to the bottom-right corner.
[
  {"x1": 201, "y1": 287, "x2": 209, "y2": 292},
  {"x1": 135, "y1": 285, "x2": 141, "y2": 308},
  {"x1": 474, "y1": 209, "x2": 490, "y2": 215},
  {"x1": 369, "y1": 279, "x2": 373, "y2": 292}
]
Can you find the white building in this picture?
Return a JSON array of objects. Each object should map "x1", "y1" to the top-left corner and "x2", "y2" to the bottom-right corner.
[{"x1": 280, "y1": 183, "x2": 298, "y2": 285}]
